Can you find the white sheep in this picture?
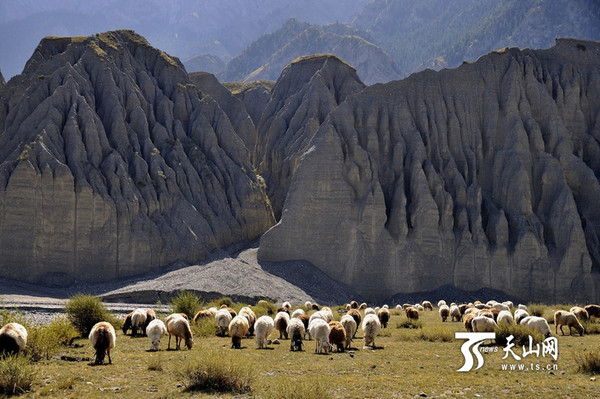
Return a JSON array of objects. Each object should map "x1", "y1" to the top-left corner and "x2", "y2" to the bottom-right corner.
[
  {"x1": 0, "y1": 322, "x2": 27, "y2": 356},
  {"x1": 514, "y1": 309, "x2": 530, "y2": 324},
  {"x1": 493, "y1": 303, "x2": 510, "y2": 312},
  {"x1": 414, "y1": 304, "x2": 424, "y2": 312},
  {"x1": 146, "y1": 319, "x2": 167, "y2": 351},
  {"x1": 554, "y1": 311, "x2": 584, "y2": 336},
  {"x1": 282, "y1": 301, "x2": 292, "y2": 311},
  {"x1": 517, "y1": 304, "x2": 528, "y2": 311},
  {"x1": 359, "y1": 303, "x2": 368, "y2": 310},
  {"x1": 422, "y1": 301, "x2": 433, "y2": 311},
  {"x1": 215, "y1": 308, "x2": 233, "y2": 336},
  {"x1": 520, "y1": 316, "x2": 552, "y2": 338},
  {"x1": 364, "y1": 307, "x2": 376, "y2": 316},
  {"x1": 291, "y1": 308, "x2": 305, "y2": 319},
  {"x1": 287, "y1": 317, "x2": 305, "y2": 351},
  {"x1": 274, "y1": 311, "x2": 290, "y2": 339},
  {"x1": 496, "y1": 310, "x2": 514, "y2": 325},
  {"x1": 437, "y1": 300, "x2": 447, "y2": 307},
  {"x1": 464, "y1": 307, "x2": 479, "y2": 315},
  {"x1": 239, "y1": 307, "x2": 256, "y2": 336},
  {"x1": 166, "y1": 313, "x2": 193, "y2": 350},
  {"x1": 254, "y1": 316, "x2": 274, "y2": 349},
  {"x1": 320, "y1": 307, "x2": 334, "y2": 322},
  {"x1": 471, "y1": 315, "x2": 497, "y2": 332},
  {"x1": 308, "y1": 318, "x2": 330, "y2": 354},
  {"x1": 89, "y1": 321, "x2": 116, "y2": 365},
  {"x1": 229, "y1": 316, "x2": 250, "y2": 349},
  {"x1": 340, "y1": 315, "x2": 357, "y2": 349},
  {"x1": 439, "y1": 304, "x2": 450, "y2": 322},
  {"x1": 486, "y1": 300, "x2": 498, "y2": 307},
  {"x1": 304, "y1": 301, "x2": 312, "y2": 309},
  {"x1": 362, "y1": 313, "x2": 381, "y2": 348},
  {"x1": 131, "y1": 308, "x2": 147, "y2": 336},
  {"x1": 449, "y1": 305, "x2": 461, "y2": 322},
  {"x1": 503, "y1": 301, "x2": 514, "y2": 308}
]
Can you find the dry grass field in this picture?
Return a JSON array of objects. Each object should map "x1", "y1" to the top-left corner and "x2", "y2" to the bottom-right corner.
[{"x1": 2, "y1": 300, "x2": 600, "y2": 398}]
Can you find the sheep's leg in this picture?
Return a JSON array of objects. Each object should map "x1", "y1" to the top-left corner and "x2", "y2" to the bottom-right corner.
[
  {"x1": 168, "y1": 334, "x2": 171, "y2": 349},
  {"x1": 107, "y1": 349, "x2": 111, "y2": 365}
]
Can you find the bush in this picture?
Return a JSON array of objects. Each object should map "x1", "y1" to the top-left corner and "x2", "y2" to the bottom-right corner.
[
  {"x1": 575, "y1": 350, "x2": 600, "y2": 374},
  {"x1": 0, "y1": 355, "x2": 36, "y2": 395},
  {"x1": 192, "y1": 317, "x2": 218, "y2": 338},
  {"x1": 64, "y1": 294, "x2": 115, "y2": 336},
  {"x1": 416, "y1": 326, "x2": 455, "y2": 342},
  {"x1": 495, "y1": 323, "x2": 545, "y2": 347},
  {"x1": 169, "y1": 290, "x2": 201, "y2": 320},
  {"x1": 208, "y1": 296, "x2": 233, "y2": 309},
  {"x1": 177, "y1": 350, "x2": 253, "y2": 394},
  {"x1": 396, "y1": 317, "x2": 422, "y2": 329},
  {"x1": 581, "y1": 320, "x2": 600, "y2": 335},
  {"x1": 526, "y1": 303, "x2": 547, "y2": 317},
  {"x1": 253, "y1": 299, "x2": 277, "y2": 317},
  {"x1": 26, "y1": 316, "x2": 78, "y2": 361},
  {"x1": 0, "y1": 307, "x2": 27, "y2": 326},
  {"x1": 264, "y1": 378, "x2": 332, "y2": 399}
]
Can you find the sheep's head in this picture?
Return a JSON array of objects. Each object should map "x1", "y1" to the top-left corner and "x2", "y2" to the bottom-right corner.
[
  {"x1": 578, "y1": 325, "x2": 585, "y2": 336},
  {"x1": 152, "y1": 339, "x2": 160, "y2": 349},
  {"x1": 185, "y1": 337, "x2": 194, "y2": 350}
]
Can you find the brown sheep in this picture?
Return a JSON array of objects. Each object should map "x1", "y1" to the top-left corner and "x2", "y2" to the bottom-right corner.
[
  {"x1": 422, "y1": 301, "x2": 433, "y2": 311},
  {"x1": 328, "y1": 321, "x2": 346, "y2": 352},
  {"x1": 478, "y1": 310, "x2": 495, "y2": 320},
  {"x1": 570, "y1": 306, "x2": 589, "y2": 321},
  {"x1": 458, "y1": 304, "x2": 471, "y2": 315},
  {"x1": 405, "y1": 306, "x2": 419, "y2": 320},
  {"x1": 347, "y1": 309, "x2": 362, "y2": 338},
  {"x1": 274, "y1": 312, "x2": 290, "y2": 339},
  {"x1": 311, "y1": 303, "x2": 320, "y2": 311},
  {"x1": 167, "y1": 314, "x2": 193, "y2": 350},
  {"x1": 554, "y1": 311, "x2": 585, "y2": 336},
  {"x1": 463, "y1": 313, "x2": 476, "y2": 332},
  {"x1": 350, "y1": 301, "x2": 359, "y2": 309},
  {"x1": 193, "y1": 309, "x2": 216, "y2": 323},
  {"x1": 89, "y1": 322, "x2": 116, "y2": 365},
  {"x1": 402, "y1": 303, "x2": 412, "y2": 310},
  {"x1": 439, "y1": 305, "x2": 450, "y2": 322},
  {"x1": 143, "y1": 309, "x2": 156, "y2": 336},
  {"x1": 377, "y1": 308, "x2": 390, "y2": 328},
  {"x1": 122, "y1": 311, "x2": 133, "y2": 335},
  {"x1": 584, "y1": 304, "x2": 600, "y2": 319}
]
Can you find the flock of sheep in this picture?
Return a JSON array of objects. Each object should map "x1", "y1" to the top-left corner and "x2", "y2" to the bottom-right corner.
[{"x1": 1, "y1": 299, "x2": 599, "y2": 365}]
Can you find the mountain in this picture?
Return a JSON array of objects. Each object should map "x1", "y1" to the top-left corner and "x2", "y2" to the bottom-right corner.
[
  {"x1": 223, "y1": 80, "x2": 275, "y2": 129},
  {"x1": 219, "y1": 19, "x2": 402, "y2": 85},
  {"x1": 258, "y1": 38, "x2": 600, "y2": 303},
  {"x1": 183, "y1": 54, "x2": 226, "y2": 75},
  {"x1": 351, "y1": 0, "x2": 600, "y2": 75},
  {"x1": 0, "y1": 69, "x2": 4, "y2": 87},
  {"x1": 0, "y1": 30, "x2": 274, "y2": 286}
]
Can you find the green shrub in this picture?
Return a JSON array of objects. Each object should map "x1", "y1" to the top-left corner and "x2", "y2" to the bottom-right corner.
[
  {"x1": 64, "y1": 294, "x2": 115, "y2": 336},
  {"x1": 0, "y1": 355, "x2": 36, "y2": 395},
  {"x1": 396, "y1": 317, "x2": 422, "y2": 329},
  {"x1": 192, "y1": 317, "x2": 218, "y2": 338},
  {"x1": 575, "y1": 350, "x2": 600, "y2": 374},
  {"x1": 526, "y1": 303, "x2": 547, "y2": 317},
  {"x1": 253, "y1": 299, "x2": 277, "y2": 317},
  {"x1": 416, "y1": 326, "x2": 455, "y2": 342},
  {"x1": 208, "y1": 296, "x2": 233, "y2": 309},
  {"x1": 0, "y1": 307, "x2": 27, "y2": 326},
  {"x1": 495, "y1": 323, "x2": 545, "y2": 347},
  {"x1": 26, "y1": 316, "x2": 78, "y2": 361},
  {"x1": 177, "y1": 350, "x2": 253, "y2": 394},
  {"x1": 264, "y1": 378, "x2": 332, "y2": 399},
  {"x1": 581, "y1": 320, "x2": 600, "y2": 335},
  {"x1": 169, "y1": 290, "x2": 201, "y2": 320}
]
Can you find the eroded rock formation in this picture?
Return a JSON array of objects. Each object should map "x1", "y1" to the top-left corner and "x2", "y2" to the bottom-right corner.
[{"x1": 259, "y1": 39, "x2": 600, "y2": 303}]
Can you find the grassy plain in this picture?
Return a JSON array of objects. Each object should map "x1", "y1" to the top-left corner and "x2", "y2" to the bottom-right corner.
[{"x1": 6, "y1": 303, "x2": 600, "y2": 398}]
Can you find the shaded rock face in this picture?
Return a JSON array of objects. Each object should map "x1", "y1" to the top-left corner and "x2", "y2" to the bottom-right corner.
[
  {"x1": 224, "y1": 80, "x2": 275, "y2": 130},
  {"x1": 259, "y1": 39, "x2": 600, "y2": 303},
  {"x1": 0, "y1": 69, "x2": 5, "y2": 87},
  {"x1": 0, "y1": 30, "x2": 274, "y2": 286},
  {"x1": 255, "y1": 55, "x2": 365, "y2": 218}
]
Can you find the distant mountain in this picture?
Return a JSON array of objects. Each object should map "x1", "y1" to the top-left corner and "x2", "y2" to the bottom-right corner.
[
  {"x1": 219, "y1": 19, "x2": 402, "y2": 85},
  {"x1": 351, "y1": 0, "x2": 600, "y2": 74},
  {"x1": 184, "y1": 54, "x2": 226, "y2": 75}
]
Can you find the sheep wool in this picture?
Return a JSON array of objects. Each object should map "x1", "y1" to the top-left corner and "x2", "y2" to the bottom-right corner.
[
  {"x1": 215, "y1": 308, "x2": 233, "y2": 336},
  {"x1": 328, "y1": 321, "x2": 346, "y2": 352},
  {"x1": 274, "y1": 311, "x2": 290, "y2": 339},
  {"x1": 520, "y1": 316, "x2": 552, "y2": 338},
  {"x1": 287, "y1": 317, "x2": 305, "y2": 351},
  {"x1": 229, "y1": 316, "x2": 250, "y2": 349},
  {"x1": 340, "y1": 315, "x2": 357, "y2": 349},
  {"x1": 131, "y1": 308, "x2": 147, "y2": 336},
  {"x1": 166, "y1": 313, "x2": 194, "y2": 350},
  {"x1": 554, "y1": 311, "x2": 584, "y2": 336},
  {"x1": 254, "y1": 316, "x2": 274, "y2": 349},
  {"x1": 146, "y1": 319, "x2": 167, "y2": 351},
  {"x1": 309, "y1": 318, "x2": 330, "y2": 354},
  {"x1": 89, "y1": 321, "x2": 116, "y2": 365},
  {"x1": 362, "y1": 313, "x2": 381, "y2": 348},
  {"x1": 0, "y1": 322, "x2": 28, "y2": 356}
]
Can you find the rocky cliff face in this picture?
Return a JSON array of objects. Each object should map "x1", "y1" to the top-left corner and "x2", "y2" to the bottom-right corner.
[
  {"x1": 259, "y1": 39, "x2": 600, "y2": 303},
  {"x1": 0, "y1": 69, "x2": 5, "y2": 87},
  {"x1": 0, "y1": 30, "x2": 274, "y2": 286}
]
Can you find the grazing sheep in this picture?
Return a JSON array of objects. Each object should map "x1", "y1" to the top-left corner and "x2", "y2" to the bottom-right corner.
[
  {"x1": 474, "y1": 303, "x2": 490, "y2": 310},
  {"x1": 364, "y1": 307, "x2": 376, "y2": 316},
  {"x1": 309, "y1": 311, "x2": 328, "y2": 327},
  {"x1": 328, "y1": 321, "x2": 346, "y2": 352},
  {"x1": 405, "y1": 306, "x2": 419, "y2": 320},
  {"x1": 194, "y1": 309, "x2": 217, "y2": 323},
  {"x1": 215, "y1": 308, "x2": 233, "y2": 336},
  {"x1": 414, "y1": 304, "x2": 424, "y2": 312},
  {"x1": 486, "y1": 300, "x2": 498, "y2": 307},
  {"x1": 359, "y1": 303, "x2": 367, "y2": 310},
  {"x1": 520, "y1": 316, "x2": 552, "y2": 338},
  {"x1": 449, "y1": 305, "x2": 461, "y2": 322},
  {"x1": 350, "y1": 301, "x2": 359, "y2": 309},
  {"x1": 493, "y1": 303, "x2": 510, "y2": 312},
  {"x1": 401, "y1": 303, "x2": 411, "y2": 310},
  {"x1": 422, "y1": 301, "x2": 433, "y2": 311},
  {"x1": 320, "y1": 307, "x2": 334, "y2": 322},
  {"x1": 570, "y1": 306, "x2": 589, "y2": 321},
  {"x1": 362, "y1": 314, "x2": 381, "y2": 348},
  {"x1": 517, "y1": 304, "x2": 528, "y2": 311},
  {"x1": 377, "y1": 307, "x2": 390, "y2": 328},
  {"x1": 282, "y1": 301, "x2": 292, "y2": 311},
  {"x1": 229, "y1": 316, "x2": 250, "y2": 349},
  {"x1": 311, "y1": 303, "x2": 321, "y2": 311},
  {"x1": 146, "y1": 319, "x2": 167, "y2": 351},
  {"x1": 554, "y1": 311, "x2": 584, "y2": 336},
  {"x1": 291, "y1": 308, "x2": 305, "y2": 319},
  {"x1": 478, "y1": 309, "x2": 495, "y2": 320},
  {"x1": 374, "y1": 306, "x2": 381, "y2": 313},
  {"x1": 471, "y1": 315, "x2": 497, "y2": 333},
  {"x1": 297, "y1": 314, "x2": 310, "y2": 339},
  {"x1": 89, "y1": 321, "x2": 116, "y2": 365},
  {"x1": 254, "y1": 316, "x2": 274, "y2": 349},
  {"x1": 131, "y1": 308, "x2": 147, "y2": 337},
  {"x1": 340, "y1": 315, "x2": 357, "y2": 349},
  {"x1": 503, "y1": 301, "x2": 514, "y2": 308},
  {"x1": 122, "y1": 311, "x2": 133, "y2": 335},
  {"x1": 221, "y1": 306, "x2": 237, "y2": 319},
  {"x1": 309, "y1": 318, "x2": 331, "y2": 354},
  {"x1": 473, "y1": 300, "x2": 482, "y2": 305},
  {"x1": 496, "y1": 310, "x2": 514, "y2": 326},
  {"x1": 287, "y1": 318, "x2": 305, "y2": 351},
  {"x1": 584, "y1": 304, "x2": 600, "y2": 319},
  {"x1": 439, "y1": 305, "x2": 450, "y2": 322},
  {"x1": 0, "y1": 322, "x2": 28, "y2": 356},
  {"x1": 304, "y1": 301, "x2": 312, "y2": 309},
  {"x1": 143, "y1": 309, "x2": 156, "y2": 336},
  {"x1": 239, "y1": 307, "x2": 257, "y2": 336},
  {"x1": 437, "y1": 300, "x2": 447, "y2": 308},
  {"x1": 458, "y1": 304, "x2": 471, "y2": 315},
  {"x1": 464, "y1": 307, "x2": 479, "y2": 315},
  {"x1": 274, "y1": 311, "x2": 290, "y2": 339},
  {"x1": 346, "y1": 309, "x2": 362, "y2": 338},
  {"x1": 514, "y1": 309, "x2": 530, "y2": 324},
  {"x1": 463, "y1": 314, "x2": 476, "y2": 332},
  {"x1": 166, "y1": 313, "x2": 194, "y2": 350}
]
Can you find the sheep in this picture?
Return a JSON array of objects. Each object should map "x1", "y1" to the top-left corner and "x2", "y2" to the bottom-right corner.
[
  {"x1": 297, "y1": 314, "x2": 310, "y2": 339},
  {"x1": 308, "y1": 318, "x2": 330, "y2": 354},
  {"x1": 520, "y1": 316, "x2": 552, "y2": 338},
  {"x1": 359, "y1": 303, "x2": 367, "y2": 310},
  {"x1": 463, "y1": 313, "x2": 476, "y2": 331},
  {"x1": 584, "y1": 304, "x2": 600, "y2": 319},
  {"x1": 320, "y1": 307, "x2": 334, "y2": 322},
  {"x1": 362, "y1": 313, "x2": 381, "y2": 348},
  {"x1": 570, "y1": 306, "x2": 589, "y2": 321},
  {"x1": 328, "y1": 321, "x2": 346, "y2": 352},
  {"x1": 304, "y1": 301, "x2": 312, "y2": 309},
  {"x1": 486, "y1": 300, "x2": 498, "y2": 307},
  {"x1": 194, "y1": 308, "x2": 217, "y2": 323},
  {"x1": 229, "y1": 316, "x2": 250, "y2": 349},
  {"x1": 291, "y1": 308, "x2": 305, "y2": 319},
  {"x1": 401, "y1": 303, "x2": 412, "y2": 310},
  {"x1": 281, "y1": 301, "x2": 292, "y2": 311},
  {"x1": 166, "y1": 313, "x2": 193, "y2": 350},
  {"x1": 89, "y1": 321, "x2": 116, "y2": 365},
  {"x1": 340, "y1": 315, "x2": 357, "y2": 349},
  {"x1": 287, "y1": 318, "x2": 305, "y2": 351},
  {"x1": 239, "y1": 307, "x2": 257, "y2": 336},
  {"x1": 503, "y1": 301, "x2": 514, "y2": 308},
  {"x1": 215, "y1": 308, "x2": 233, "y2": 336},
  {"x1": 374, "y1": 306, "x2": 381, "y2": 313},
  {"x1": 464, "y1": 307, "x2": 479, "y2": 315},
  {"x1": 312, "y1": 303, "x2": 321, "y2": 311},
  {"x1": 364, "y1": 307, "x2": 376, "y2": 316},
  {"x1": 471, "y1": 315, "x2": 497, "y2": 333},
  {"x1": 474, "y1": 303, "x2": 490, "y2": 309},
  {"x1": 350, "y1": 301, "x2": 359, "y2": 309},
  {"x1": 220, "y1": 305, "x2": 237, "y2": 319},
  {"x1": 439, "y1": 304, "x2": 450, "y2": 322},
  {"x1": 254, "y1": 316, "x2": 274, "y2": 349},
  {"x1": 478, "y1": 309, "x2": 495, "y2": 320},
  {"x1": 143, "y1": 309, "x2": 156, "y2": 336},
  {"x1": 131, "y1": 308, "x2": 147, "y2": 337},
  {"x1": 422, "y1": 301, "x2": 433, "y2": 311},
  {"x1": 554, "y1": 311, "x2": 584, "y2": 336},
  {"x1": 122, "y1": 311, "x2": 133, "y2": 335},
  {"x1": 496, "y1": 310, "x2": 514, "y2": 326},
  {"x1": 449, "y1": 305, "x2": 461, "y2": 322},
  {"x1": 517, "y1": 304, "x2": 528, "y2": 311},
  {"x1": 377, "y1": 307, "x2": 390, "y2": 328},
  {"x1": 146, "y1": 319, "x2": 167, "y2": 351},
  {"x1": 458, "y1": 304, "x2": 471, "y2": 315},
  {"x1": 382, "y1": 304, "x2": 389, "y2": 309},
  {"x1": 414, "y1": 304, "x2": 424, "y2": 312},
  {"x1": 0, "y1": 322, "x2": 27, "y2": 356},
  {"x1": 405, "y1": 306, "x2": 419, "y2": 320},
  {"x1": 473, "y1": 300, "x2": 482, "y2": 305},
  {"x1": 514, "y1": 309, "x2": 530, "y2": 324},
  {"x1": 274, "y1": 311, "x2": 290, "y2": 339},
  {"x1": 437, "y1": 300, "x2": 447, "y2": 308},
  {"x1": 493, "y1": 303, "x2": 510, "y2": 312}
]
